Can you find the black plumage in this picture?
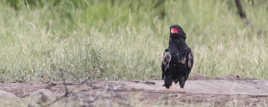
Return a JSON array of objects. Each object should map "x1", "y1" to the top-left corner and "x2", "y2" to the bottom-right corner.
[{"x1": 161, "y1": 25, "x2": 194, "y2": 92}]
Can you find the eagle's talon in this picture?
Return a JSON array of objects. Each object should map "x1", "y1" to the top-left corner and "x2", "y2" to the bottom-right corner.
[{"x1": 168, "y1": 87, "x2": 174, "y2": 91}]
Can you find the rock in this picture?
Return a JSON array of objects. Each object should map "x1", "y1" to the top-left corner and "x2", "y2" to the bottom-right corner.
[
  {"x1": 189, "y1": 74, "x2": 210, "y2": 80},
  {"x1": 214, "y1": 75, "x2": 241, "y2": 80},
  {"x1": 0, "y1": 90, "x2": 26, "y2": 107},
  {"x1": 26, "y1": 89, "x2": 56, "y2": 106},
  {"x1": 0, "y1": 90, "x2": 18, "y2": 99}
]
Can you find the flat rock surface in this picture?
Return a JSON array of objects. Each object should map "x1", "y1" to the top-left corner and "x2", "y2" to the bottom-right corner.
[{"x1": 0, "y1": 80, "x2": 267, "y2": 107}]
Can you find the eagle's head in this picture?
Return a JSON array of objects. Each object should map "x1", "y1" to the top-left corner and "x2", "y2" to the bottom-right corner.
[{"x1": 170, "y1": 25, "x2": 186, "y2": 40}]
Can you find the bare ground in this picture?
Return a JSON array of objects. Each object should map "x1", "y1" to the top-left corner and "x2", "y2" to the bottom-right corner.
[{"x1": 0, "y1": 76, "x2": 268, "y2": 107}]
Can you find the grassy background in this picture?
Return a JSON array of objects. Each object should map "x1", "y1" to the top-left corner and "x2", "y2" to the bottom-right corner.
[{"x1": 0, "y1": 0, "x2": 267, "y2": 82}]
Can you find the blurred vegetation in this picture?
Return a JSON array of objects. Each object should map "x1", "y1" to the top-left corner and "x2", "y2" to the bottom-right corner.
[{"x1": 0, "y1": 0, "x2": 267, "y2": 82}]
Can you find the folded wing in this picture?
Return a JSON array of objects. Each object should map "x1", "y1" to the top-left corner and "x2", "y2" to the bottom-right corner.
[
  {"x1": 186, "y1": 48, "x2": 194, "y2": 72},
  {"x1": 161, "y1": 49, "x2": 171, "y2": 79}
]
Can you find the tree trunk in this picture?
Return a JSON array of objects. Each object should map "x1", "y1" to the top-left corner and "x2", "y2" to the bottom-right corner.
[{"x1": 234, "y1": 0, "x2": 250, "y2": 25}]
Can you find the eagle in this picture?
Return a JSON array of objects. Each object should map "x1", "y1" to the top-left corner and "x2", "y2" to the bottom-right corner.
[{"x1": 161, "y1": 25, "x2": 194, "y2": 93}]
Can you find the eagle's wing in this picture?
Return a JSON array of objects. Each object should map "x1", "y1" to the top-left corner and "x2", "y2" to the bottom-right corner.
[
  {"x1": 161, "y1": 49, "x2": 171, "y2": 79},
  {"x1": 186, "y1": 48, "x2": 194, "y2": 72}
]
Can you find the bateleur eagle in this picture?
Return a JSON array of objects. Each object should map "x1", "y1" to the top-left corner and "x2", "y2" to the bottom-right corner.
[{"x1": 161, "y1": 24, "x2": 194, "y2": 93}]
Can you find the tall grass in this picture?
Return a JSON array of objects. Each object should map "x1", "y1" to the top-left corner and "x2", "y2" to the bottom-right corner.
[{"x1": 0, "y1": 0, "x2": 267, "y2": 81}]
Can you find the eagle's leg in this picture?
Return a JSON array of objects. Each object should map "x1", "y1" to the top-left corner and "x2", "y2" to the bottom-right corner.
[
  {"x1": 163, "y1": 76, "x2": 173, "y2": 91},
  {"x1": 178, "y1": 76, "x2": 186, "y2": 93},
  {"x1": 179, "y1": 88, "x2": 184, "y2": 93}
]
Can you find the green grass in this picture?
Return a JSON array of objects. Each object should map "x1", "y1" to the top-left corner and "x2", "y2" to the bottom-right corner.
[{"x1": 0, "y1": 0, "x2": 267, "y2": 81}]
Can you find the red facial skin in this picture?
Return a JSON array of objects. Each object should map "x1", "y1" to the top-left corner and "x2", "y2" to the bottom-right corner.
[{"x1": 171, "y1": 28, "x2": 179, "y2": 34}]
